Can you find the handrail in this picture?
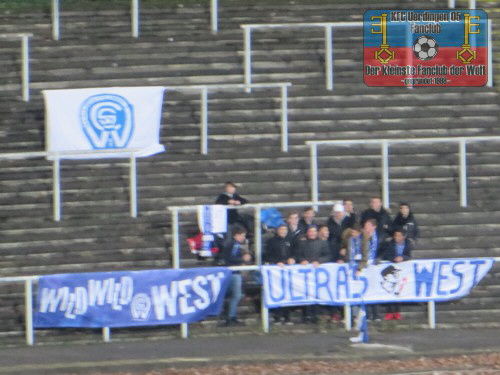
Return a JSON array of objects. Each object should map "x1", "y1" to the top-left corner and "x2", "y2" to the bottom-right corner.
[
  {"x1": 0, "y1": 148, "x2": 142, "y2": 221},
  {"x1": 0, "y1": 33, "x2": 32, "y2": 101},
  {"x1": 4, "y1": 257, "x2": 500, "y2": 345},
  {"x1": 306, "y1": 136, "x2": 500, "y2": 209},
  {"x1": 240, "y1": 22, "x2": 363, "y2": 91},
  {"x1": 166, "y1": 82, "x2": 292, "y2": 153}
]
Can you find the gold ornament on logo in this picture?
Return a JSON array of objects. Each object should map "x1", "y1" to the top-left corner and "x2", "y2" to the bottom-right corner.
[
  {"x1": 371, "y1": 13, "x2": 395, "y2": 64},
  {"x1": 456, "y1": 13, "x2": 479, "y2": 64}
]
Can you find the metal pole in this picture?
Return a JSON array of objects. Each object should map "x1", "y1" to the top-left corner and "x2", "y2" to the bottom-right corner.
[
  {"x1": 170, "y1": 207, "x2": 188, "y2": 338},
  {"x1": 469, "y1": 0, "x2": 476, "y2": 9},
  {"x1": 448, "y1": 0, "x2": 455, "y2": 8},
  {"x1": 381, "y1": 141, "x2": 390, "y2": 208},
  {"x1": 200, "y1": 87, "x2": 209, "y2": 155},
  {"x1": 325, "y1": 25, "x2": 333, "y2": 91},
  {"x1": 53, "y1": 157, "x2": 61, "y2": 221},
  {"x1": 428, "y1": 301, "x2": 436, "y2": 329},
  {"x1": 171, "y1": 208, "x2": 180, "y2": 269},
  {"x1": 181, "y1": 323, "x2": 189, "y2": 339},
  {"x1": 459, "y1": 139, "x2": 467, "y2": 207},
  {"x1": 24, "y1": 279, "x2": 34, "y2": 346},
  {"x1": 310, "y1": 144, "x2": 319, "y2": 209},
  {"x1": 131, "y1": 0, "x2": 139, "y2": 38},
  {"x1": 211, "y1": 0, "x2": 218, "y2": 34},
  {"x1": 254, "y1": 206, "x2": 262, "y2": 266},
  {"x1": 244, "y1": 27, "x2": 252, "y2": 92},
  {"x1": 21, "y1": 35, "x2": 30, "y2": 102},
  {"x1": 130, "y1": 154, "x2": 138, "y2": 217},
  {"x1": 344, "y1": 304, "x2": 351, "y2": 331},
  {"x1": 280, "y1": 84, "x2": 289, "y2": 152},
  {"x1": 102, "y1": 327, "x2": 111, "y2": 342},
  {"x1": 261, "y1": 293, "x2": 269, "y2": 333},
  {"x1": 487, "y1": 20, "x2": 493, "y2": 87},
  {"x1": 52, "y1": 0, "x2": 60, "y2": 41}
]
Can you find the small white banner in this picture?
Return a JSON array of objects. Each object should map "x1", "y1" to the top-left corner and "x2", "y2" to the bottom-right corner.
[
  {"x1": 262, "y1": 258, "x2": 494, "y2": 307},
  {"x1": 43, "y1": 86, "x2": 166, "y2": 159}
]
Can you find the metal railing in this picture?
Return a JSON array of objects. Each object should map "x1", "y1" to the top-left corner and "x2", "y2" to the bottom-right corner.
[
  {"x1": 448, "y1": 0, "x2": 476, "y2": 8},
  {"x1": 240, "y1": 22, "x2": 363, "y2": 91},
  {"x1": 0, "y1": 33, "x2": 31, "y2": 101},
  {"x1": 168, "y1": 200, "x2": 341, "y2": 337},
  {"x1": 0, "y1": 149, "x2": 142, "y2": 221},
  {"x1": 6, "y1": 255, "x2": 498, "y2": 345},
  {"x1": 306, "y1": 136, "x2": 500, "y2": 209},
  {"x1": 51, "y1": 0, "x2": 140, "y2": 39},
  {"x1": 51, "y1": 0, "x2": 220, "y2": 39},
  {"x1": 166, "y1": 82, "x2": 291, "y2": 154}
]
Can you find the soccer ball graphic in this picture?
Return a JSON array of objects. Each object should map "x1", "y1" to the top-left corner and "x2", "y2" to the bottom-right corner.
[{"x1": 413, "y1": 36, "x2": 438, "y2": 60}]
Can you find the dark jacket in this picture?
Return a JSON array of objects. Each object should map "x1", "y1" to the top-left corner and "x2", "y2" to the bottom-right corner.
[
  {"x1": 298, "y1": 218, "x2": 317, "y2": 236},
  {"x1": 264, "y1": 235, "x2": 293, "y2": 264},
  {"x1": 392, "y1": 213, "x2": 419, "y2": 241},
  {"x1": 296, "y1": 238, "x2": 331, "y2": 264},
  {"x1": 380, "y1": 239, "x2": 413, "y2": 262},
  {"x1": 361, "y1": 208, "x2": 392, "y2": 239},
  {"x1": 326, "y1": 216, "x2": 350, "y2": 245},
  {"x1": 215, "y1": 192, "x2": 248, "y2": 225},
  {"x1": 222, "y1": 238, "x2": 248, "y2": 266},
  {"x1": 286, "y1": 225, "x2": 303, "y2": 257}
]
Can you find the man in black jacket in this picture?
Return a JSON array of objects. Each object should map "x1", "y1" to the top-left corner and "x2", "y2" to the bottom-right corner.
[
  {"x1": 297, "y1": 225, "x2": 331, "y2": 323},
  {"x1": 215, "y1": 181, "x2": 251, "y2": 234},
  {"x1": 264, "y1": 223, "x2": 295, "y2": 325},
  {"x1": 361, "y1": 196, "x2": 392, "y2": 240}
]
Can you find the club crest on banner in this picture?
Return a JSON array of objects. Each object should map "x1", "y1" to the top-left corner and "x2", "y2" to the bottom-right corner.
[
  {"x1": 80, "y1": 94, "x2": 134, "y2": 149},
  {"x1": 131, "y1": 293, "x2": 152, "y2": 321}
]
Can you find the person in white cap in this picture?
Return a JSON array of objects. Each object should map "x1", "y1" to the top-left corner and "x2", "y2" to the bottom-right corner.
[{"x1": 327, "y1": 203, "x2": 350, "y2": 252}]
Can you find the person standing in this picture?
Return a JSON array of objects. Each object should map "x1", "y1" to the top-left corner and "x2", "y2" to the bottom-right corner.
[
  {"x1": 264, "y1": 223, "x2": 295, "y2": 325},
  {"x1": 392, "y1": 202, "x2": 419, "y2": 244},
  {"x1": 361, "y1": 196, "x2": 392, "y2": 240},
  {"x1": 222, "y1": 226, "x2": 252, "y2": 326},
  {"x1": 380, "y1": 229, "x2": 413, "y2": 320}
]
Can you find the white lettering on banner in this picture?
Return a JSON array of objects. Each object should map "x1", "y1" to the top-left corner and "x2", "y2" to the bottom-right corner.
[
  {"x1": 37, "y1": 272, "x2": 228, "y2": 321},
  {"x1": 39, "y1": 277, "x2": 134, "y2": 319},
  {"x1": 151, "y1": 272, "x2": 226, "y2": 319},
  {"x1": 262, "y1": 259, "x2": 494, "y2": 308}
]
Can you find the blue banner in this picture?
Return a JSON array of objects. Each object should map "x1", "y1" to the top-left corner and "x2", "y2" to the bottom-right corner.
[
  {"x1": 34, "y1": 268, "x2": 232, "y2": 328},
  {"x1": 262, "y1": 259, "x2": 494, "y2": 308}
]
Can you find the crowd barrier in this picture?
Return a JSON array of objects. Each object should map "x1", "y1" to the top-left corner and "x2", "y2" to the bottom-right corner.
[{"x1": 2, "y1": 256, "x2": 496, "y2": 346}]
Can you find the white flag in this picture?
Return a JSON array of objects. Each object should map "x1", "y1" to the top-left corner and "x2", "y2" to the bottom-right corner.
[{"x1": 43, "y1": 86, "x2": 166, "y2": 159}]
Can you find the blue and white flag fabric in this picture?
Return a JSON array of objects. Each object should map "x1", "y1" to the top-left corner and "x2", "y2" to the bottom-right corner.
[
  {"x1": 197, "y1": 205, "x2": 227, "y2": 234},
  {"x1": 43, "y1": 86, "x2": 166, "y2": 159},
  {"x1": 262, "y1": 258, "x2": 494, "y2": 308},
  {"x1": 34, "y1": 267, "x2": 231, "y2": 328}
]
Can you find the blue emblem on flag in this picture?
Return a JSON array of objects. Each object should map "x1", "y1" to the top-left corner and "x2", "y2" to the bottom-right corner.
[{"x1": 80, "y1": 94, "x2": 134, "y2": 149}]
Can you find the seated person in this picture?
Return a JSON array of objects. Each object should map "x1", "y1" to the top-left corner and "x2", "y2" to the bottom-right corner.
[
  {"x1": 392, "y1": 202, "x2": 419, "y2": 244},
  {"x1": 215, "y1": 181, "x2": 252, "y2": 235}
]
